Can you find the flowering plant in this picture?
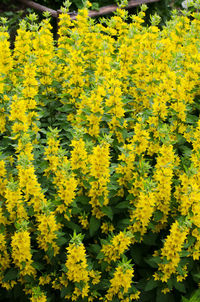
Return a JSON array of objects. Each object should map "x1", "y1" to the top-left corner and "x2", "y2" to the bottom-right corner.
[{"x1": 0, "y1": 2, "x2": 200, "y2": 301}]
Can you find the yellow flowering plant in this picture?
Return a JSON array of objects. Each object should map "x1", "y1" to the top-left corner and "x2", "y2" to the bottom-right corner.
[{"x1": 0, "y1": 1, "x2": 200, "y2": 301}]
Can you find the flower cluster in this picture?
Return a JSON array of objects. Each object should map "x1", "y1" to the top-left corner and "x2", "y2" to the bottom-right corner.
[{"x1": 0, "y1": 3, "x2": 200, "y2": 301}]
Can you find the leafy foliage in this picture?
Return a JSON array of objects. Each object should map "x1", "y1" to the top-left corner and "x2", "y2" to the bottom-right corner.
[{"x1": 0, "y1": 2, "x2": 200, "y2": 302}]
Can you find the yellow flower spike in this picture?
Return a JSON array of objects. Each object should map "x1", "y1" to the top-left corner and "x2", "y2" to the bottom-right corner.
[
  {"x1": 0, "y1": 30, "x2": 13, "y2": 94},
  {"x1": 88, "y1": 143, "x2": 110, "y2": 216},
  {"x1": 156, "y1": 220, "x2": 189, "y2": 282},
  {"x1": 37, "y1": 212, "x2": 60, "y2": 256},
  {"x1": 70, "y1": 138, "x2": 88, "y2": 173},
  {"x1": 11, "y1": 229, "x2": 36, "y2": 277},
  {"x1": 0, "y1": 232, "x2": 11, "y2": 275},
  {"x1": 101, "y1": 231, "x2": 132, "y2": 263},
  {"x1": 5, "y1": 182, "x2": 28, "y2": 223},
  {"x1": 129, "y1": 191, "x2": 156, "y2": 239},
  {"x1": 30, "y1": 288, "x2": 47, "y2": 302},
  {"x1": 105, "y1": 263, "x2": 134, "y2": 301},
  {"x1": 65, "y1": 240, "x2": 90, "y2": 295}
]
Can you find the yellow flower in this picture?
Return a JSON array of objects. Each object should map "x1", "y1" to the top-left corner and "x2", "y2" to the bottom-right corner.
[
  {"x1": 65, "y1": 242, "x2": 89, "y2": 284},
  {"x1": 0, "y1": 233, "x2": 10, "y2": 273},
  {"x1": 11, "y1": 230, "x2": 36, "y2": 276},
  {"x1": 37, "y1": 212, "x2": 60, "y2": 256},
  {"x1": 101, "y1": 231, "x2": 131, "y2": 263},
  {"x1": 106, "y1": 264, "x2": 134, "y2": 301},
  {"x1": 88, "y1": 143, "x2": 110, "y2": 216},
  {"x1": 30, "y1": 290, "x2": 47, "y2": 302},
  {"x1": 157, "y1": 221, "x2": 189, "y2": 282},
  {"x1": 161, "y1": 287, "x2": 170, "y2": 294},
  {"x1": 70, "y1": 138, "x2": 88, "y2": 173}
]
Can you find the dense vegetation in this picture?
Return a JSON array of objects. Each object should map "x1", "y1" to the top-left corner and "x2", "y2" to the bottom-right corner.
[
  {"x1": 0, "y1": 0, "x2": 184, "y2": 15},
  {"x1": 0, "y1": 1, "x2": 200, "y2": 302}
]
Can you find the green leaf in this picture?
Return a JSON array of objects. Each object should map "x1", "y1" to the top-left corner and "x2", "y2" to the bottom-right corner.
[
  {"x1": 184, "y1": 235, "x2": 196, "y2": 248},
  {"x1": 189, "y1": 289, "x2": 200, "y2": 302},
  {"x1": 32, "y1": 262, "x2": 45, "y2": 271},
  {"x1": 65, "y1": 221, "x2": 82, "y2": 233},
  {"x1": 75, "y1": 196, "x2": 90, "y2": 205},
  {"x1": 153, "y1": 210, "x2": 163, "y2": 222},
  {"x1": 130, "y1": 245, "x2": 142, "y2": 265},
  {"x1": 96, "y1": 251, "x2": 104, "y2": 260},
  {"x1": 56, "y1": 236, "x2": 68, "y2": 246},
  {"x1": 58, "y1": 104, "x2": 73, "y2": 112},
  {"x1": 167, "y1": 278, "x2": 173, "y2": 290},
  {"x1": 60, "y1": 287, "x2": 69, "y2": 298},
  {"x1": 61, "y1": 284, "x2": 73, "y2": 298},
  {"x1": 181, "y1": 297, "x2": 189, "y2": 302},
  {"x1": 134, "y1": 231, "x2": 141, "y2": 242},
  {"x1": 23, "y1": 275, "x2": 34, "y2": 282},
  {"x1": 101, "y1": 206, "x2": 113, "y2": 220},
  {"x1": 3, "y1": 268, "x2": 18, "y2": 282},
  {"x1": 115, "y1": 201, "x2": 130, "y2": 209},
  {"x1": 180, "y1": 250, "x2": 190, "y2": 257},
  {"x1": 88, "y1": 244, "x2": 101, "y2": 254},
  {"x1": 193, "y1": 273, "x2": 200, "y2": 279},
  {"x1": 173, "y1": 280, "x2": 186, "y2": 293},
  {"x1": 89, "y1": 216, "x2": 100, "y2": 237},
  {"x1": 91, "y1": 2, "x2": 100, "y2": 10},
  {"x1": 156, "y1": 289, "x2": 175, "y2": 302},
  {"x1": 145, "y1": 278, "x2": 158, "y2": 291},
  {"x1": 186, "y1": 114, "x2": 199, "y2": 125},
  {"x1": 117, "y1": 218, "x2": 130, "y2": 227},
  {"x1": 107, "y1": 183, "x2": 119, "y2": 191},
  {"x1": 47, "y1": 246, "x2": 54, "y2": 260},
  {"x1": 145, "y1": 256, "x2": 161, "y2": 268},
  {"x1": 143, "y1": 232, "x2": 157, "y2": 246},
  {"x1": 138, "y1": 290, "x2": 155, "y2": 302}
]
